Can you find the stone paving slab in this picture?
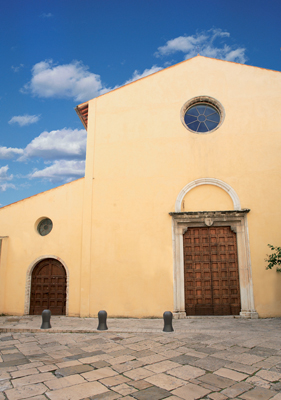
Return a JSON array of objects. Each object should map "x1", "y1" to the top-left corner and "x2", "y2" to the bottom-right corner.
[
  {"x1": 220, "y1": 381, "x2": 252, "y2": 398},
  {"x1": 0, "y1": 316, "x2": 281, "y2": 399}
]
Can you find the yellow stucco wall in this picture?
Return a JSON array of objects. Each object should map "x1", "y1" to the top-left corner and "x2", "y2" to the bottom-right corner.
[
  {"x1": 84, "y1": 56, "x2": 281, "y2": 317},
  {"x1": 181, "y1": 185, "x2": 234, "y2": 212},
  {"x1": 1, "y1": 56, "x2": 281, "y2": 318},
  {"x1": 0, "y1": 178, "x2": 84, "y2": 315}
]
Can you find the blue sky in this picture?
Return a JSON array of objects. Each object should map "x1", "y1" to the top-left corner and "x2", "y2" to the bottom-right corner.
[{"x1": 0, "y1": 0, "x2": 280, "y2": 207}]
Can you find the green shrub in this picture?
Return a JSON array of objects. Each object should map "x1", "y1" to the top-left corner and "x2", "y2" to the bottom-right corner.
[{"x1": 265, "y1": 244, "x2": 281, "y2": 272}]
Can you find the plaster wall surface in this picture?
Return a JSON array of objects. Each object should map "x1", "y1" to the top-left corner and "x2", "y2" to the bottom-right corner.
[
  {"x1": 0, "y1": 178, "x2": 84, "y2": 315},
  {"x1": 1, "y1": 56, "x2": 281, "y2": 318},
  {"x1": 84, "y1": 56, "x2": 281, "y2": 317}
]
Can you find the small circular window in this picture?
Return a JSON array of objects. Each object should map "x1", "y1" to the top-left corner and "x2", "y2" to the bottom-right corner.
[
  {"x1": 181, "y1": 96, "x2": 224, "y2": 134},
  {"x1": 37, "y1": 218, "x2": 53, "y2": 236}
]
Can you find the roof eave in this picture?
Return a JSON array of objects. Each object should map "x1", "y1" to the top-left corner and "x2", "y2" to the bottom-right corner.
[{"x1": 75, "y1": 103, "x2": 88, "y2": 130}]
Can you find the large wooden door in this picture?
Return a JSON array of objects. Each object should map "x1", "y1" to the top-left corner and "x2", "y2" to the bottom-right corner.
[
  {"x1": 30, "y1": 258, "x2": 66, "y2": 315},
  {"x1": 184, "y1": 226, "x2": 241, "y2": 315}
]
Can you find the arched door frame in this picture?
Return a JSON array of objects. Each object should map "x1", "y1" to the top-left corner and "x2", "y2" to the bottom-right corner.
[
  {"x1": 25, "y1": 255, "x2": 69, "y2": 315},
  {"x1": 175, "y1": 178, "x2": 241, "y2": 212},
  {"x1": 171, "y1": 179, "x2": 258, "y2": 319}
]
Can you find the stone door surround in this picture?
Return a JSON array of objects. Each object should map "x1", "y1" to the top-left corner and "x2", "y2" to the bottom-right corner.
[
  {"x1": 170, "y1": 210, "x2": 258, "y2": 319},
  {"x1": 171, "y1": 178, "x2": 257, "y2": 319}
]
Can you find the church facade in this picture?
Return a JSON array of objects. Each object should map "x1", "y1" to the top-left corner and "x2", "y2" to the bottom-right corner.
[{"x1": 0, "y1": 56, "x2": 281, "y2": 318}]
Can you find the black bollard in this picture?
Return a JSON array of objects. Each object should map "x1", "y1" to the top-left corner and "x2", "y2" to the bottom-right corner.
[
  {"x1": 163, "y1": 311, "x2": 174, "y2": 332},
  {"x1": 41, "y1": 309, "x2": 51, "y2": 329},
  {"x1": 97, "y1": 310, "x2": 108, "y2": 330}
]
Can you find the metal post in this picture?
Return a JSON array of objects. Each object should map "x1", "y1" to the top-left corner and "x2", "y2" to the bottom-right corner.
[
  {"x1": 41, "y1": 309, "x2": 51, "y2": 329},
  {"x1": 163, "y1": 311, "x2": 174, "y2": 332},
  {"x1": 97, "y1": 310, "x2": 108, "y2": 330}
]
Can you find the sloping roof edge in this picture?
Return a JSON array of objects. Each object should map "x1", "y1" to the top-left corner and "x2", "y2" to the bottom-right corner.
[{"x1": 0, "y1": 177, "x2": 84, "y2": 211}]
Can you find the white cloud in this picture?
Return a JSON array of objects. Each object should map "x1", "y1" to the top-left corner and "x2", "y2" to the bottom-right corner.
[
  {"x1": 0, "y1": 165, "x2": 12, "y2": 181},
  {"x1": 0, "y1": 165, "x2": 15, "y2": 191},
  {"x1": 41, "y1": 13, "x2": 53, "y2": 18},
  {"x1": 11, "y1": 64, "x2": 24, "y2": 73},
  {"x1": 0, "y1": 146, "x2": 24, "y2": 159},
  {"x1": 124, "y1": 65, "x2": 163, "y2": 85},
  {"x1": 8, "y1": 114, "x2": 40, "y2": 126},
  {"x1": 29, "y1": 160, "x2": 85, "y2": 182},
  {"x1": 156, "y1": 28, "x2": 246, "y2": 64},
  {"x1": 22, "y1": 58, "x2": 164, "y2": 100},
  {"x1": 0, "y1": 128, "x2": 87, "y2": 189},
  {"x1": 18, "y1": 128, "x2": 86, "y2": 161},
  {"x1": 22, "y1": 60, "x2": 103, "y2": 102},
  {"x1": 224, "y1": 48, "x2": 247, "y2": 62},
  {"x1": 156, "y1": 34, "x2": 208, "y2": 56},
  {"x1": 0, "y1": 182, "x2": 15, "y2": 192},
  {"x1": 99, "y1": 65, "x2": 163, "y2": 95},
  {"x1": 1, "y1": 128, "x2": 86, "y2": 162}
]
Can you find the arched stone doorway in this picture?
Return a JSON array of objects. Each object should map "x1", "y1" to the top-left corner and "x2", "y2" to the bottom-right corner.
[
  {"x1": 171, "y1": 178, "x2": 258, "y2": 319},
  {"x1": 29, "y1": 258, "x2": 67, "y2": 315}
]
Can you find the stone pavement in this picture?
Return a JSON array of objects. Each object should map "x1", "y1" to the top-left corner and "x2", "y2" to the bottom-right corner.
[{"x1": 0, "y1": 316, "x2": 281, "y2": 400}]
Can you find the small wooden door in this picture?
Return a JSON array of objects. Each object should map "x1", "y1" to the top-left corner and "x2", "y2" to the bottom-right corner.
[
  {"x1": 184, "y1": 226, "x2": 241, "y2": 315},
  {"x1": 30, "y1": 258, "x2": 66, "y2": 315}
]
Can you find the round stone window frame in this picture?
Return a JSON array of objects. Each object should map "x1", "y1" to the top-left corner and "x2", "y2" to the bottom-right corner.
[
  {"x1": 180, "y1": 96, "x2": 225, "y2": 134},
  {"x1": 36, "y1": 217, "x2": 53, "y2": 236}
]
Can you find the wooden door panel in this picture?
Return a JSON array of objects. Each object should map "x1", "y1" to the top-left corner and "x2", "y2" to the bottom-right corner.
[
  {"x1": 184, "y1": 226, "x2": 241, "y2": 316},
  {"x1": 30, "y1": 259, "x2": 66, "y2": 315}
]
